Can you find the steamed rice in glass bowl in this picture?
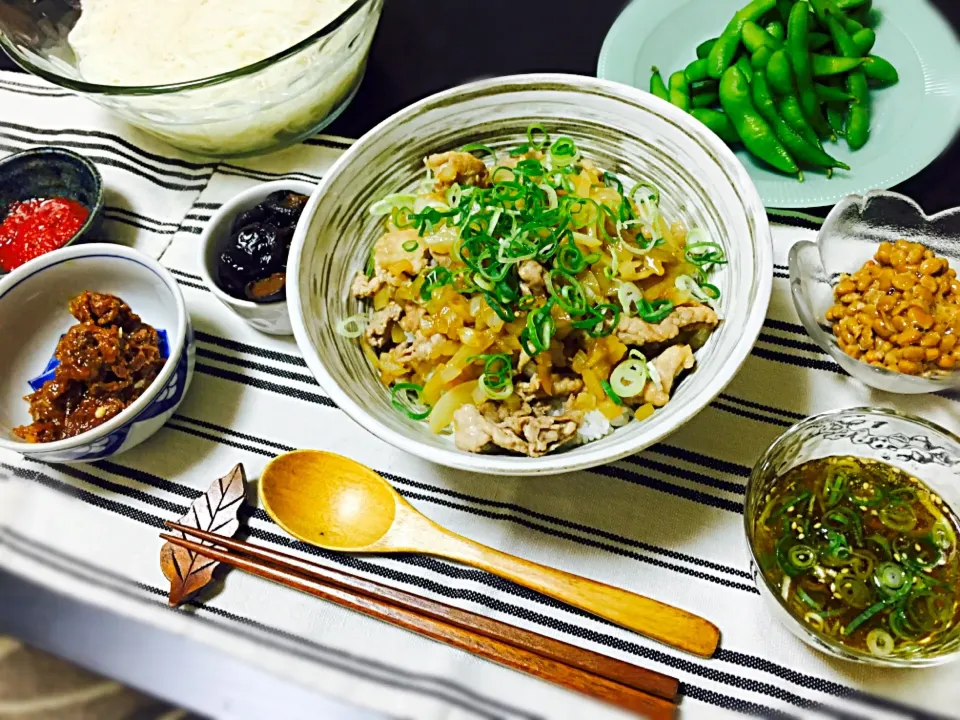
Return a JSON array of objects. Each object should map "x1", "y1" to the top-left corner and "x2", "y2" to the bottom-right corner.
[{"x1": 0, "y1": 0, "x2": 383, "y2": 157}]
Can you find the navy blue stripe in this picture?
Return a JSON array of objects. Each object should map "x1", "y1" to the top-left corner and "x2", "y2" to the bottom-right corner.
[
  {"x1": 194, "y1": 330, "x2": 307, "y2": 367},
  {"x1": 197, "y1": 347, "x2": 317, "y2": 385},
  {"x1": 757, "y1": 332, "x2": 826, "y2": 356},
  {"x1": 195, "y1": 363, "x2": 337, "y2": 408},
  {"x1": 0, "y1": 461, "x2": 881, "y2": 719},
  {"x1": 719, "y1": 394, "x2": 805, "y2": 421},
  {"x1": 217, "y1": 164, "x2": 322, "y2": 184},
  {"x1": 751, "y1": 347, "x2": 844, "y2": 374},
  {"x1": 0, "y1": 141, "x2": 210, "y2": 193},
  {"x1": 0, "y1": 119, "x2": 215, "y2": 172},
  {"x1": 711, "y1": 401, "x2": 792, "y2": 428},
  {"x1": 623, "y1": 455, "x2": 746, "y2": 495},
  {"x1": 164, "y1": 417, "x2": 754, "y2": 583},
  {"x1": 0, "y1": 530, "x2": 533, "y2": 720},
  {"x1": 589, "y1": 463, "x2": 744, "y2": 513},
  {"x1": 105, "y1": 206, "x2": 182, "y2": 228},
  {"x1": 651, "y1": 445, "x2": 752, "y2": 478}
]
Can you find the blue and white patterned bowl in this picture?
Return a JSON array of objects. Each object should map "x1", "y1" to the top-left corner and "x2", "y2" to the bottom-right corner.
[{"x1": 0, "y1": 244, "x2": 195, "y2": 463}]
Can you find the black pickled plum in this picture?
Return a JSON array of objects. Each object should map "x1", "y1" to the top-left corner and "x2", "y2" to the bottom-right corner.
[
  {"x1": 230, "y1": 204, "x2": 268, "y2": 235},
  {"x1": 261, "y1": 191, "x2": 308, "y2": 225},
  {"x1": 215, "y1": 189, "x2": 306, "y2": 303},
  {"x1": 217, "y1": 223, "x2": 292, "y2": 300}
]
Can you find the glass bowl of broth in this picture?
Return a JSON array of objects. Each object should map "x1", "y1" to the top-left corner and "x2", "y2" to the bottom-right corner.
[{"x1": 746, "y1": 407, "x2": 960, "y2": 667}]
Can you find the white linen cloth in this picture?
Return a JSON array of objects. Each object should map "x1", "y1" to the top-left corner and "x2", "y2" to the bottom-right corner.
[{"x1": 0, "y1": 70, "x2": 958, "y2": 720}]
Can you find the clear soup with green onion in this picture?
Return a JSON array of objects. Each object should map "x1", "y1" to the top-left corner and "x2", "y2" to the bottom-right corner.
[{"x1": 754, "y1": 456, "x2": 960, "y2": 659}]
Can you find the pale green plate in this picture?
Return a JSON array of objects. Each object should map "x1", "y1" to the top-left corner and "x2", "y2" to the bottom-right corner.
[{"x1": 598, "y1": 0, "x2": 960, "y2": 209}]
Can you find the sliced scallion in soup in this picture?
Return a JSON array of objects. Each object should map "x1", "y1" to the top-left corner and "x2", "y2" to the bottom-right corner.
[{"x1": 754, "y1": 456, "x2": 960, "y2": 658}]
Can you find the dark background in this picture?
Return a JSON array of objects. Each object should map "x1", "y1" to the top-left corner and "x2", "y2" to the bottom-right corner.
[{"x1": 1, "y1": 0, "x2": 958, "y2": 211}]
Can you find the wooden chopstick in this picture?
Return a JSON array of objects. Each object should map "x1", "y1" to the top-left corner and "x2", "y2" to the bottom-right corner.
[
  {"x1": 162, "y1": 524, "x2": 678, "y2": 719},
  {"x1": 166, "y1": 522, "x2": 677, "y2": 702}
]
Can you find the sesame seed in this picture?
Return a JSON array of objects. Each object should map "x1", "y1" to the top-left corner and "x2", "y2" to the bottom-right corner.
[
  {"x1": 915, "y1": 543, "x2": 922, "y2": 553},
  {"x1": 830, "y1": 583, "x2": 836, "y2": 592},
  {"x1": 859, "y1": 506, "x2": 867, "y2": 512},
  {"x1": 894, "y1": 554, "x2": 902, "y2": 562},
  {"x1": 862, "y1": 482, "x2": 869, "y2": 489},
  {"x1": 94, "y1": 406, "x2": 107, "y2": 419},
  {"x1": 813, "y1": 523, "x2": 822, "y2": 529},
  {"x1": 797, "y1": 534, "x2": 805, "y2": 540}
]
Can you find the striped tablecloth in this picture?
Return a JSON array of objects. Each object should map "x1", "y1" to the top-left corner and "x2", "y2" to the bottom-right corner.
[{"x1": 0, "y1": 70, "x2": 957, "y2": 720}]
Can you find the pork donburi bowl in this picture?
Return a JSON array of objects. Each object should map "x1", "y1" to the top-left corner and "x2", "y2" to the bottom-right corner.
[{"x1": 343, "y1": 128, "x2": 725, "y2": 458}]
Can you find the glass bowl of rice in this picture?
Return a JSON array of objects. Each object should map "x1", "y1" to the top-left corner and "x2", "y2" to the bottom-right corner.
[{"x1": 0, "y1": 0, "x2": 383, "y2": 157}]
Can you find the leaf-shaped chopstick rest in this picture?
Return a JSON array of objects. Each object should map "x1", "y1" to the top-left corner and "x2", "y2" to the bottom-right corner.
[{"x1": 160, "y1": 464, "x2": 247, "y2": 606}]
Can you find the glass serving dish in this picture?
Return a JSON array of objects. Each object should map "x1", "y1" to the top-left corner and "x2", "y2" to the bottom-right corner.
[
  {"x1": 746, "y1": 407, "x2": 960, "y2": 667},
  {"x1": 0, "y1": 0, "x2": 383, "y2": 158},
  {"x1": 789, "y1": 190, "x2": 960, "y2": 395}
]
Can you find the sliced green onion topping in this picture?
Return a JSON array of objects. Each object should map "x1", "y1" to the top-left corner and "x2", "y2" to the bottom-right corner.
[
  {"x1": 600, "y1": 380, "x2": 623, "y2": 405},
  {"x1": 865, "y1": 628, "x2": 895, "y2": 656},
  {"x1": 610, "y1": 354, "x2": 648, "y2": 398},
  {"x1": 335, "y1": 313, "x2": 369, "y2": 338},
  {"x1": 369, "y1": 194, "x2": 416, "y2": 216},
  {"x1": 391, "y1": 383, "x2": 431, "y2": 420},
  {"x1": 460, "y1": 142, "x2": 496, "y2": 158}
]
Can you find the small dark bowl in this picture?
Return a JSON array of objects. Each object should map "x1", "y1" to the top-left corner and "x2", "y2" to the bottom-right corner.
[{"x1": 0, "y1": 147, "x2": 104, "y2": 272}]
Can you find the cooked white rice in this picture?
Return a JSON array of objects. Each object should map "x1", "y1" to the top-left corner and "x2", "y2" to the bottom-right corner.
[{"x1": 576, "y1": 408, "x2": 632, "y2": 445}]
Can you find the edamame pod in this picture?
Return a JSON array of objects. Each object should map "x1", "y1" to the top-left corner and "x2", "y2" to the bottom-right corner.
[
  {"x1": 752, "y1": 46, "x2": 775, "y2": 69},
  {"x1": 685, "y1": 59, "x2": 712, "y2": 84},
  {"x1": 743, "y1": 21, "x2": 782, "y2": 52},
  {"x1": 735, "y1": 55, "x2": 755, "y2": 82},
  {"x1": 691, "y1": 109, "x2": 741, "y2": 144},
  {"x1": 692, "y1": 90, "x2": 720, "y2": 108},
  {"x1": 861, "y1": 56, "x2": 899, "y2": 86},
  {"x1": 691, "y1": 81, "x2": 720, "y2": 108},
  {"x1": 779, "y1": 94, "x2": 824, "y2": 150},
  {"x1": 696, "y1": 38, "x2": 719, "y2": 59},
  {"x1": 766, "y1": 49, "x2": 795, "y2": 96},
  {"x1": 850, "y1": 0, "x2": 873, "y2": 25},
  {"x1": 766, "y1": 21, "x2": 786, "y2": 42},
  {"x1": 776, "y1": 0, "x2": 796, "y2": 24},
  {"x1": 720, "y1": 66, "x2": 800, "y2": 175},
  {"x1": 826, "y1": 104, "x2": 847, "y2": 137},
  {"x1": 669, "y1": 71, "x2": 691, "y2": 111},
  {"x1": 787, "y1": 2, "x2": 832, "y2": 137},
  {"x1": 707, "y1": 0, "x2": 777, "y2": 79},
  {"x1": 808, "y1": 32, "x2": 831, "y2": 51},
  {"x1": 650, "y1": 67, "x2": 670, "y2": 101},
  {"x1": 851, "y1": 28, "x2": 876, "y2": 55},
  {"x1": 847, "y1": 70, "x2": 870, "y2": 149},
  {"x1": 814, "y1": 83, "x2": 855, "y2": 102},
  {"x1": 753, "y1": 71, "x2": 849, "y2": 172},
  {"x1": 812, "y1": 54, "x2": 865, "y2": 76}
]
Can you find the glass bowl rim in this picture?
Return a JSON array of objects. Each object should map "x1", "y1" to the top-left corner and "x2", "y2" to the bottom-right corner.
[
  {"x1": 0, "y1": 0, "x2": 373, "y2": 96},
  {"x1": 786, "y1": 189, "x2": 960, "y2": 392},
  {"x1": 744, "y1": 405, "x2": 960, "y2": 667}
]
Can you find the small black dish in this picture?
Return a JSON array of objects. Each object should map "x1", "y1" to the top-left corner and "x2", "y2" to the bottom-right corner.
[{"x1": 0, "y1": 147, "x2": 104, "y2": 270}]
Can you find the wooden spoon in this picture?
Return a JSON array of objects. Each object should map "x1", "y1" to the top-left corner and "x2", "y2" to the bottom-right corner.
[{"x1": 259, "y1": 450, "x2": 721, "y2": 658}]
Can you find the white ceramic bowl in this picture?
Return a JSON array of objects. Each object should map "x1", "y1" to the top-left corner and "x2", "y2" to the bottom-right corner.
[
  {"x1": 198, "y1": 180, "x2": 316, "y2": 336},
  {"x1": 0, "y1": 244, "x2": 195, "y2": 463},
  {"x1": 288, "y1": 74, "x2": 773, "y2": 476}
]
